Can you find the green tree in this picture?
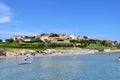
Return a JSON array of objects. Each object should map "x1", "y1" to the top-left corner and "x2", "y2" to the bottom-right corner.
[
  {"x1": 115, "y1": 43, "x2": 120, "y2": 49},
  {"x1": 50, "y1": 33, "x2": 59, "y2": 37},
  {"x1": 44, "y1": 39, "x2": 51, "y2": 43},
  {"x1": 41, "y1": 33, "x2": 46, "y2": 36},
  {"x1": 31, "y1": 38, "x2": 43, "y2": 43},
  {"x1": 83, "y1": 36, "x2": 88, "y2": 39},
  {"x1": 70, "y1": 40, "x2": 77, "y2": 43},
  {"x1": 114, "y1": 40, "x2": 117, "y2": 44},
  {"x1": 101, "y1": 40, "x2": 108, "y2": 46},
  {"x1": 24, "y1": 36, "x2": 35, "y2": 38},
  {"x1": 78, "y1": 39, "x2": 90, "y2": 48},
  {"x1": 0, "y1": 39, "x2": 2, "y2": 42},
  {"x1": 70, "y1": 40, "x2": 77, "y2": 48},
  {"x1": 5, "y1": 38, "x2": 14, "y2": 42},
  {"x1": 89, "y1": 39, "x2": 96, "y2": 44}
]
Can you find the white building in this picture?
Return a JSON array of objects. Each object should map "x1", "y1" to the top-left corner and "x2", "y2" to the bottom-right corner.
[
  {"x1": 12, "y1": 35, "x2": 23, "y2": 41},
  {"x1": 68, "y1": 35, "x2": 77, "y2": 40}
]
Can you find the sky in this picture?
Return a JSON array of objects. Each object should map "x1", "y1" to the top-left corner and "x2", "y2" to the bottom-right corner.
[{"x1": 0, "y1": 0, "x2": 120, "y2": 41}]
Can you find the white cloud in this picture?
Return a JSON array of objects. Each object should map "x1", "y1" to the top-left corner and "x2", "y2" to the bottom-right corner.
[
  {"x1": 0, "y1": 2, "x2": 11, "y2": 23},
  {"x1": 0, "y1": 16, "x2": 10, "y2": 23},
  {"x1": 0, "y1": 2, "x2": 10, "y2": 11}
]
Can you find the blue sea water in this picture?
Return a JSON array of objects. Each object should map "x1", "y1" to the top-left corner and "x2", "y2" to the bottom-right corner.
[{"x1": 0, "y1": 53, "x2": 120, "y2": 80}]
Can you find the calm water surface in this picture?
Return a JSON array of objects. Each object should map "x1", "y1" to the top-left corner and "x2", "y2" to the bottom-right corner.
[{"x1": 0, "y1": 53, "x2": 120, "y2": 80}]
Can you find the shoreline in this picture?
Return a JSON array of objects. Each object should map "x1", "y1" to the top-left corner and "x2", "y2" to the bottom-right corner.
[
  {"x1": 1, "y1": 52, "x2": 120, "y2": 59},
  {"x1": 1, "y1": 48, "x2": 120, "y2": 58},
  {"x1": 0, "y1": 52, "x2": 86, "y2": 58}
]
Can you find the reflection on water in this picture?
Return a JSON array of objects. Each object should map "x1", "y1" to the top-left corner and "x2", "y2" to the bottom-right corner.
[{"x1": 0, "y1": 53, "x2": 120, "y2": 80}]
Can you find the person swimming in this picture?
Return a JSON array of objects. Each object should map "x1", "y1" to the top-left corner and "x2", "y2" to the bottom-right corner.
[{"x1": 117, "y1": 57, "x2": 120, "y2": 62}]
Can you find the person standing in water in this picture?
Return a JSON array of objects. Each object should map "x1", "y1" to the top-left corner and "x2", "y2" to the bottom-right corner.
[{"x1": 24, "y1": 55, "x2": 29, "y2": 61}]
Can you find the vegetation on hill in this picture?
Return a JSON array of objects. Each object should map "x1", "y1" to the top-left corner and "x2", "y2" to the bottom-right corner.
[{"x1": 0, "y1": 38, "x2": 119, "y2": 52}]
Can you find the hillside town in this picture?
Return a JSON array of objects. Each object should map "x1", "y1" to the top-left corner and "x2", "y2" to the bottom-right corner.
[
  {"x1": 10, "y1": 33, "x2": 116, "y2": 45},
  {"x1": 12, "y1": 33, "x2": 86, "y2": 43}
]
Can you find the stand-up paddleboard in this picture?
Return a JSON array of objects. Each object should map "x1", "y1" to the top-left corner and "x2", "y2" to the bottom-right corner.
[
  {"x1": 19, "y1": 61, "x2": 32, "y2": 65},
  {"x1": 19, "y1": 58, "x2": 33, "y2": 65},
  {"x1": 18, "y1": 57, "x2": 33, "y2": 65}
]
